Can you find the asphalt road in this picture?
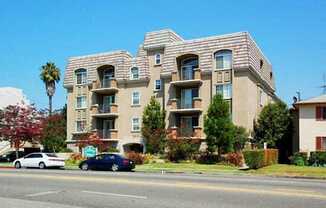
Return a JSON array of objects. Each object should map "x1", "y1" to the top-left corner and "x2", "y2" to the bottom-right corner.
[{"x1": 0, "y1": 168, "x2": 325, "y2": 208}]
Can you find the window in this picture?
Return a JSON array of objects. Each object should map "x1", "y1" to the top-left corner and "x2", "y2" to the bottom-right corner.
[
  {"x1": 132, "y1": 91, "x2": 140, "y2": 105},
  {"x1": 216, "y1": 84, "x2": 232, "y2": 99},
  {"x1": 130, "y1": 67, "x2": 139, "y2": 80},
  {"x1": 316, "y1": 107, "x2": 326, "y2": 121},
  {"x1": 260, "y1": 59, "x2": 264, "y2": 69},
  {"x1": 155, "y1": 53, "x2": 161, "y2": 65},
  {"x1": 75, "y1": 69, "x2": 87, "y2": 85},
  {"x1": 132, "y1": 117, "x2": 140, "y2": 132},
  {"x1": 215, "y1": 50, "x2": 232, "y2": 70},
  {"x1": 76, "y1": 96, "x2": 87, "y2": 109},
  {"x1": 316, "y1": 137, "x2": 326, "y2": 151},
  {"x1": 259, "y1": 90, "x2": 263, "y2": 106},
  {"x1": 76, "y1": 120, "x2": 87, "y2": 132},
  {"x1": 154, "y1": 79, "x2": 161, "y2": 91}
]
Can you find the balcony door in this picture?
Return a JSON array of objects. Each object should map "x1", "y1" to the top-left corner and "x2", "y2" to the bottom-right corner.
[
  {"x1": 103, "y1": 69, "x2": 114, "y2": 87},
  {"x1": 181, "y1": 58, "x2": 198, "y2": 80},
  {"x1": 180, "y1": 88, "x2": 198, "y2": 109},
  {"x1": 181, "y1": 89, "x2": 192, "y2": 109},
  {"x1": 103, "y1": 95, "x2": 115, "y2": 112},
  {"x1": 103, "y1": 119, "x2": 114, "y2": 139},
  {"x1": 180, "y1": 117, "x2": 193, "y2": 137}
]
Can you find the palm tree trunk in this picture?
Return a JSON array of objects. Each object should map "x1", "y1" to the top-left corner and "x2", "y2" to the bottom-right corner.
[{"x1": 49, "y1": 95, "x2": 52, "y2": 116}]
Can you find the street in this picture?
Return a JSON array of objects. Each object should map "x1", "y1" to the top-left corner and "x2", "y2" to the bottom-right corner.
[{"x1": 0, "y1": 169, "x2": 325, "y2": 208}]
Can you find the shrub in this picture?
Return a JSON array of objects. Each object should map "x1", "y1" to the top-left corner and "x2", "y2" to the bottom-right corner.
[
  {"x1": 309, "y1": 151, "x2": 326, "y2": 166},
  {"x1": 59, "y1": 147, "x2": 73, "y2": 153},
  {"x1": 66, "y1": 153, "x2": 85, "y2": 165},
  {"x1": 225, "y1": 152, "x2": 244, "y2": 167},
  {"x1": 263, "y1": 149, "x2": 278, "y2": 166},
  {"x1": 107, "y1": 147, "x2": 119, "y2": 153},
  {"x1": 126, "y1": 152, "x2": 145, "y2": 165},
  {"x1": 195, "y1": 152, "x2": 219, "y2": 164},
  {"x1": 243, "y1": 150, "x2": 265, "y2": 169},
  {"x1": 290, "y1": 152, "x2": 308, "y2": 166},
  {"x1": 143, "y1": 154, "x2": 155, "y2": 164},
  {"x1": 166, "y1": 139, "x2": 199, "y2": 162}
]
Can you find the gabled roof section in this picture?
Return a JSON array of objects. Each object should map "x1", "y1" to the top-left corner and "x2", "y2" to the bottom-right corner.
[
  {"x1": 143, "y1": 29, "x2": 184, "y2": 50},
  {"x1": 295, "y1": 94, "x2": 326, "y2": 105}
]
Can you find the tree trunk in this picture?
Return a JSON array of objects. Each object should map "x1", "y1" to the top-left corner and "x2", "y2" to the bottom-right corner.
[
  {"x1": 49, "y1": 95, "x2": 52, "y2": 116},
  {"x1": 15, "y1": 147, "x2": 19, "y2": 160}
]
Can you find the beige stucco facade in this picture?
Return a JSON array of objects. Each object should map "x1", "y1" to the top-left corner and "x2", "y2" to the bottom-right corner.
[{"x1": 63, "y1": 29, "x2": 277, "y2": 153}]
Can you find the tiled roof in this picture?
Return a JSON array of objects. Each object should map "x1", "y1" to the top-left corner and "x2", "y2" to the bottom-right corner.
[
  {"x1": 64, "y1": 29, "x2": 274, "y2": 90},
  {"x1": 295, "y1": 94, "x2": 326, "y2": 105}
]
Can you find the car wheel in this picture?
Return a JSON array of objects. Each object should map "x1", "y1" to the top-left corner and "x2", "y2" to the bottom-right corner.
[
  {"x1": 15, "y1": 162, "x2": 21, "y2": 169},
  {"x1": 81, "y1": 163, "x2": 89, "y2": 171},
  {"x1": 39, "y1": 162, "x2": 46, "y2": 169},
  {"x1": 111, "y1": 164, "x2": 119, "y2": 172}
]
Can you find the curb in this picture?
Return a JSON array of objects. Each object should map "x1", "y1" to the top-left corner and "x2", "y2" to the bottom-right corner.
[{"x1": 0, "y1": 166, "x2": 14, "y2": 169}]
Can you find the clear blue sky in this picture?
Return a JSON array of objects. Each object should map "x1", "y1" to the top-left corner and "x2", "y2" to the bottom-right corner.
[{"x1": 0, "y1": 1, "x2": 325, "y2": 110}]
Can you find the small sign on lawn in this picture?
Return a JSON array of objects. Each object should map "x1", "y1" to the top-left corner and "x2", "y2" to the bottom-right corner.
[{"x1": 83, "y1": 146, "x2": 97, "y2": 158}]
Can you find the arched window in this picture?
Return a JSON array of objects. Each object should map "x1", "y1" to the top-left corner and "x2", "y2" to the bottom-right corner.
[
  {"x1": 75, "y1": 68, "x2": 87, "y2": 85},
  {"x1": 130, "y1": 67, "x2": 139, "y2": 80},
  {"x1": 214, "y1": 50, "x2": 232, "y2": 70},
  {"x1": 155, "y1": 53, "x2": 161, "y2": 65}
]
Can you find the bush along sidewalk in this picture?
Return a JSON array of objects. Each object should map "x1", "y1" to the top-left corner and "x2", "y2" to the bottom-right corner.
[
  {"x1": 243, "y1": 149, "x2": 278, "y2": 169},
  {"x1": 309, "y1": 151, "x2": 326, "y2": 167}
]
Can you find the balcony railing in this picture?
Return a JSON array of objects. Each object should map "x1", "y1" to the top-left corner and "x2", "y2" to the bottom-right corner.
[
  {"x1": 91, "y1": 79, "x2": 118, "y2": 94},
  {"x1": 170, "y1": 97, "x2": 202, "y2": 110},
  {"x1": 91, "y1": 104, "x2": 118, "y2": 116},
  {"x1": 172, "y1": 68, "x2": 201, "y2": 82},
  {"x1": 93, "y1": 129, "x2": 118, "y2": 140},
  {"x1": 169, "y1": 126, "x2": 203, "y2": 139}
]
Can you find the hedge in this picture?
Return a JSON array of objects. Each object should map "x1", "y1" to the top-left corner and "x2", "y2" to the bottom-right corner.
[
  {"x1": 290, "y1": 152, "x2": 308, "y2": 166},
  {"x1": 309, "y1": 151, "x2": 326, "y2": 166},
  {"x1": 243, "y1": 149, "x2": 279, "y2": 169}
]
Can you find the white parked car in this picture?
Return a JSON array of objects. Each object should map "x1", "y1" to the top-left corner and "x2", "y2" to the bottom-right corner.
[{"x1": 13, "y1": 153, "x2": 65, "y2": 169}]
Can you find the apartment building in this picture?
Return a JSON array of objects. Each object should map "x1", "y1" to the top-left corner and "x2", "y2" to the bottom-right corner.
[{"x1": 63, "y1": 29, "x2": 277, "y2": 153}]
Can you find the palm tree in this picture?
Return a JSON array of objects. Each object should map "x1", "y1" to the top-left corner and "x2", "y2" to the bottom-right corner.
[{"x1": 40, "y1": 62, "x2": 60, "y2": 115}]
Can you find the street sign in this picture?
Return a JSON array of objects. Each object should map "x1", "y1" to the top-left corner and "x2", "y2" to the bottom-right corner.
[{"x1": 83, "y1": 146, "x2": 97, "y2": 158}]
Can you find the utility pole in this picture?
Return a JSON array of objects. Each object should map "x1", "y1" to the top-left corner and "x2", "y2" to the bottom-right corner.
[{"x1": 321, "y1": 73, "x2": 326, "y2": 94}]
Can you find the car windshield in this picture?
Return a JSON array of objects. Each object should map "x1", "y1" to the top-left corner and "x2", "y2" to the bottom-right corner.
[{"x1": 46, "y1": 153, "x2": 58, "y2": 158}]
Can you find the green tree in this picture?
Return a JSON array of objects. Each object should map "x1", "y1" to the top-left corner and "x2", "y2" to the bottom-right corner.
[
  {"x1": 253, "y1": 101, "x2": 291, "y2": 148},
  {"x1": 204, "y1": 94, "x2": 234, "y2": 158},
  {"x1": 40, "y1": 62, "x2": 60, "y2": 115},
  {"x1": 141, "y1": 96, "x2": 166, "y2": 154},
  {"x1": 40, "y1": 112, "x2": 66, "y2": 153},
  {"x1": 233, "y1": 126, "x2": 249, "y2": 152}
]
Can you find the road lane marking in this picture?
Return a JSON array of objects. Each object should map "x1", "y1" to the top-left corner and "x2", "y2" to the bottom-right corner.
[
  {"x1": 1, "y1": 173, "x2": 326, "y2": 200},
  {"x1": 82, "y1": 190, "x2": 147, "y2": 199},
  {"x1": 25, "y1": 190, "x2": 61, "y2": 197}
]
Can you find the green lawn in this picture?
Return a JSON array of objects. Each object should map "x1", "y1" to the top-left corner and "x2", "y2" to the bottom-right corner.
[
  {"x1": 0, "y1": 162, "x2": 12, "y2": 167},
  {"x1": 135, "y1": 162, "x2": 326, "y2": 179},
  {"x1": 249, "y1": 164, "x2": 326, "y2": 179},
  {"x1": 135, "y1": 162, "x2": 239, "y2": 174}
]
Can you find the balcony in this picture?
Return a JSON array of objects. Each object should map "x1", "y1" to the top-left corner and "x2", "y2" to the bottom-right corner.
[
  {"x1": 91, "y1": 104, "x2": 118, "y2": 118},
  {"x1": 91, "y1": 79, "x2": 118, "y2": 94},
  {"x1": 171, "y1": 69, "x2": 202, "y2": 87},
  {"x1": 92, "y1": 129, "x2": 118, "y2": 141},
  {"x1": 169, "y1": 126, "x2": 203, "y2": 140},
  {"x1": 169, "y1": 97, "x2": 202, "y2": 114}
]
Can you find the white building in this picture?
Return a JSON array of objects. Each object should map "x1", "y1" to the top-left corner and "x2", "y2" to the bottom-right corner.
[
  {"x1": 294, "y1": 94, "x2": 326, "y2": 152},
  {"x1": 0, "y1": 87, "x2": 29, "y2": 154}
]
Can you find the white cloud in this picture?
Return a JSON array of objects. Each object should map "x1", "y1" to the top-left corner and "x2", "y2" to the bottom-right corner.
[{"x1": 0, "y1": 87, "x2": 30, "y2": 109}]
